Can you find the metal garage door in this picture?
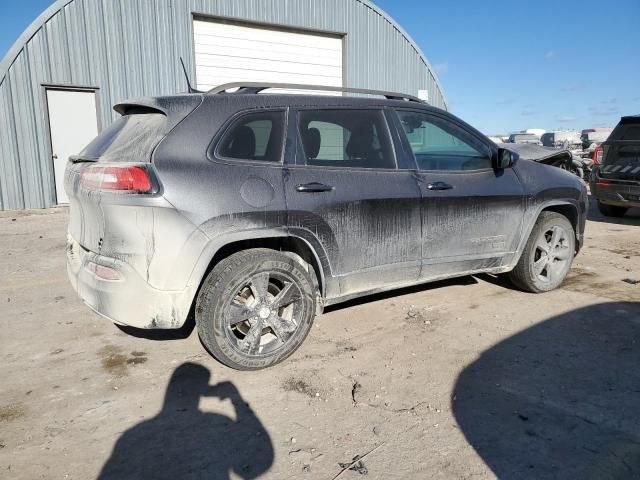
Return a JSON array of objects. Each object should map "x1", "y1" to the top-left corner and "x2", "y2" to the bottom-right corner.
[{"x1": 193, "y1": 19, "x2": 343, "y2": 92}]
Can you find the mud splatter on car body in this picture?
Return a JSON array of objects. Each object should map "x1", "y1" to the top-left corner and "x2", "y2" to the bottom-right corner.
[{"x1": 65, "y1": 90, "x2": 587, "y2": 330}]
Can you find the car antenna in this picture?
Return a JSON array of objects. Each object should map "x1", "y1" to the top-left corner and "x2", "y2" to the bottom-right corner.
[{"x1": 180, "y1": 57, "x2": 203, "y2": 94}]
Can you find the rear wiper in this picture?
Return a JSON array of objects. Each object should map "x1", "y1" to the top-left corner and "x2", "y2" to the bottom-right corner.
[{"x1": 69, "y1": 155, "x2": 99, "y2": 163}]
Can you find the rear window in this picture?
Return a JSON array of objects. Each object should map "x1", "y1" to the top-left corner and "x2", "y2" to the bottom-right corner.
[
  {"x1": 610, "y1": 124, "x2": 640, "y2": 142},
  {"x1": 603, "y1": 122, "x2": 640, "y2": 168},
  {"x1": 216, "y1": 110, "x2": 285, "y2": 163},
  {"x1": 80, "y1": 112, "x2": 167, "y2": 162}
]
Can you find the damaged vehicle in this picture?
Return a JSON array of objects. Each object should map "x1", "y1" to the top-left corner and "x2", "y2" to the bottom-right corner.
[
  {"x1": 495, "y1": 142, "x2": 592, "y2": 180},
  {"x1": 591, "y1": 115, "x2": 640, "y2": 217},
  {"x1": 66, "y1": 83, "x2": 587, "y2": 370}
]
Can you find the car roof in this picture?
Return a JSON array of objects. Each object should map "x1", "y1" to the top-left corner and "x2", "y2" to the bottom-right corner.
[
  {"x1": 620, "y1": 115, "x2": 640, "y2": 124},
  {"x1": 202, "y1": 92, "x2": 445, "y2": 112}
]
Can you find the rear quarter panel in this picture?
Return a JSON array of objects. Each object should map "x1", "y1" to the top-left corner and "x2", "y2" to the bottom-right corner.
[{"x1": 152, "y1": 97, "x2": 289, "y2": 289}]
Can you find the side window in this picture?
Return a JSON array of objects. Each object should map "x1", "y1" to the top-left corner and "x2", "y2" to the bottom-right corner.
[
  {"x1": 397, "y1": 110, "x2": 492, "y2": 171},
  {"x1": 298, "y1": 110, "x2": 395, "y2": 169},
  {"x1": 217, "y1": 110, "x2": 285, "y2": 162}
]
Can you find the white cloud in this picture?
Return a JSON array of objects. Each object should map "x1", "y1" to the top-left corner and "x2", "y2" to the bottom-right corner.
[
  {"x1": 556, "y1": 116, "x2": 577, "y2": 123},
  {"x1": 589, "y1": 106, "x2": 619, "y2": 117},
  {"x1": 433, "y1": 63, "x2": 449, "y2": 76},
  {"x1": 544, "y1": 50, "x2": 555, "y2": 62},
  {"x1": 561, "y1": 84, "x2": 586, "y2": 93}
]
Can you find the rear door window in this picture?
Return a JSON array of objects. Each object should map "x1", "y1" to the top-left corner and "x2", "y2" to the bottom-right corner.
[
  {"x1": 217, "y1": 110, "x2": 286, "y2": 163},
  {"x1": 297, "y1": 109, "x2": 396, "y2": 169}
]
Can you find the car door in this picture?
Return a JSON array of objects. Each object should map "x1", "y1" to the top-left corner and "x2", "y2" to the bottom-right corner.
[
  {"x1": 283, "y1": 107, "x2": 422, "y2": 299},
  {"x1": 393, "y1": 109, "x2": 526, "y2": 279}
]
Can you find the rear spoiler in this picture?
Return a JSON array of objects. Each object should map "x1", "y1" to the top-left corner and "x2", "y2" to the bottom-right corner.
[
  {"x1": 112, "y1": 95, "x2": 203, "y2": 132},
  {"x1": 114, "y1": 98, "x2": 168, "y2": 116}
]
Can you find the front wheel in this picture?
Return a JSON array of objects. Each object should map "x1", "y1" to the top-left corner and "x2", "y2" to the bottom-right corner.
[
  {"x1": 508, "y1": 212, "x2": 575, "y2": 293},
  {"x1": 196, "y1": 249, "x2": 317, "y2": 370}
]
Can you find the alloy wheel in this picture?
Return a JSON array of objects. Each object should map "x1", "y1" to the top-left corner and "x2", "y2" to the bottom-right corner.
[
  {"x1": 224, "y1": 271, "x2": 303, "y2": 356},
  {"x1": 532, "y1": 225, "x2": 572, "y2": 284}
]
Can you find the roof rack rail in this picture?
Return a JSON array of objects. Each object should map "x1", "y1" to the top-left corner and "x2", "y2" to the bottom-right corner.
[{"x1": 206, "y1": 82, "x2": 425, "y2": 103}]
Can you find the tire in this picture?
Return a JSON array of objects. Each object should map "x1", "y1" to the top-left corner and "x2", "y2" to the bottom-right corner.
[
  {"x1": 196, "y1": 248, "x2": 317, "y2": 370},
  {"x1": 508, "y1": 212, "x2": 575, "y2": 293},
  {"x1": 597, "y1": 201, "x2": 628, "y2": 218}
]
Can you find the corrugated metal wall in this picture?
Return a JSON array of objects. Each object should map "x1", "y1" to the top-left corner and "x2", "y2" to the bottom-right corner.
[{"x1": 0, "y1": 0, "x2": 447, "y2": 210}]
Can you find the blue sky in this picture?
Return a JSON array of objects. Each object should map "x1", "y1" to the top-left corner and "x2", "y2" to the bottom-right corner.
[
  {"x1": 375, "y1": 0, "x2": 640, "y2": 134},
  {"x1": 1, "y1": 0, "x2": 639, "y2": 134}
]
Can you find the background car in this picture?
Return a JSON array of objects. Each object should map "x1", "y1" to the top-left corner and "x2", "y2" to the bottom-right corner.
[
  {"x1": 508, "y1": 133, "x2": 542, "y2": 145},
  {"x1": 581, "y1": 128, "x2": 613, "y2": 150},
  {"x1": 541, "y1": 131, "x2": 582, "y2": 150},
  {"x1": 590, "y1": 115, "x2": 640, "y2": 217}
]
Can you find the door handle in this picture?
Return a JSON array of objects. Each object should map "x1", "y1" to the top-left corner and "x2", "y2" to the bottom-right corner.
[
  {"x1": 296, "y1": 182, "x2": 335, "y2": 193},
  {"x1": 426, "y1": 181, "x2": 453, "y2": 191}
]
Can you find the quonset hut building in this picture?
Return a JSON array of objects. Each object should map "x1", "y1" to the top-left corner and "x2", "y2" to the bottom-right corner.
[{"x1": 0, "y1": 0, "x2": 447, "y2": 210}]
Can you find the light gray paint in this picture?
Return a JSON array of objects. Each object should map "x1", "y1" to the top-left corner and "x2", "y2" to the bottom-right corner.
[{"x1": 0, "y1": 0, "x2": 447, "y2": 210}]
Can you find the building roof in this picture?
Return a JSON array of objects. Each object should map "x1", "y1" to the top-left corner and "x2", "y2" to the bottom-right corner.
[{"x1": 0, "y1": 0, "x2": 448, "y2": 109}]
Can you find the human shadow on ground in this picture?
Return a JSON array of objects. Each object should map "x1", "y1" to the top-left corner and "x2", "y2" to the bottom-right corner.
[
  {"x1": 98, "y1": 363, "x2": 273, "y2": 480},
  {"x1": 453, "y1": 301, "x2": 640, "y2": 479}
]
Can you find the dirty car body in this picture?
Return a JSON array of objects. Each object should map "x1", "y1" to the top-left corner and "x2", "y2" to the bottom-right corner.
[{"x1": 65, "y1": 85, "x2": 588, "y2": 369}]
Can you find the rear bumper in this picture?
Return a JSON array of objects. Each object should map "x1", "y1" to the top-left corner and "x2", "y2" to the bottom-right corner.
[
  {"x1": 66, "y1": 235, "x2": 196, "y2": 329},
  {"x1": 591, "y1": 176, "x2": 640, "y2": 209}
]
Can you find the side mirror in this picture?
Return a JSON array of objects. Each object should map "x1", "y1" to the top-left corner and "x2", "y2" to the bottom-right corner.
[{"x1": 495, "y1": 148, "x2": 518, "y2": 169}]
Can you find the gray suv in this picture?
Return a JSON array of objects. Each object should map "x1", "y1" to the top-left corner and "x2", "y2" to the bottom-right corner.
[{"x1": 65, "y1": 83, "x2": 587, "y2": 370}]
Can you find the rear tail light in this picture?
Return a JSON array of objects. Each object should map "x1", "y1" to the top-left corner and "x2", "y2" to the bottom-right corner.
[
  {"x1": 86, "y1": 261, "x2": 122, "y2": 281},
  {"x1": 80, "y1": 164, "x2": 155, "y2": 193},
  {"x1": 593, "y1": 145, "x2": 604, "y2": 165}
]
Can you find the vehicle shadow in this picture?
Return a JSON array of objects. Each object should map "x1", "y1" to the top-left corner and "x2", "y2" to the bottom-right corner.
[
  {"x1": 452, "y1": 302, "x2": 640, "y2": 479},
  {"x1": 98, "y1": 363, "x2": 274, "y2": 480},
  {"x1": 587, "y1": 194, "x2": 640, "y2": 225},
  {"x1": 323, "y1": 276, "x2": 478, "y2": 313},
  {"x1": 115, "y1": 314, "x2": 196, "y2": 340}
]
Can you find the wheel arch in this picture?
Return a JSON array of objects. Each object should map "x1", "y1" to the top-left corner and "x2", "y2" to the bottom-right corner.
[
  {"x1": 541, "y1": 203, "x2": 580, "y2": 239},
  {"x1": 188, "y1": 232, "x2": 329, "y2": 316},
  {"x1": 511, "y1": 200, "x2": 582, "y2": 269}
]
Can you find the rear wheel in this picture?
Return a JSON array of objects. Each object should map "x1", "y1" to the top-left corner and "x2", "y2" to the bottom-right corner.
[
  {"x1": 508, "y1": 212, "x2": 575, "y2": 293},
  {"x1": 196, "y1": 249, "x2": 316, "y2": 370},
  {"x1": 597, "y1": 201, "x2": 628, "y2": 218}
]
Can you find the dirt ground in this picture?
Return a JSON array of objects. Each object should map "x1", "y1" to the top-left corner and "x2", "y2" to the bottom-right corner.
[{"x1": 1, "y1": 201, "x2": 639, "y2": 480}]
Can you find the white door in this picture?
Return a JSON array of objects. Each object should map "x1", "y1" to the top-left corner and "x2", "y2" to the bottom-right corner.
[
  {"x1": 193, "y1": 19, "x2": 343, "y2": 92},
  {"x1": 47, "y1": 89, "x2": 99, "y2": 204}
]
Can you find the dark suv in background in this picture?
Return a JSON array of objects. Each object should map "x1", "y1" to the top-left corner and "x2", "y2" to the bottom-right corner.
[
  {"x1": 591, "y1": 115, "x2": 640, "y2": 217},
  {"x1": 65, "y1": 83, "x2": 587, "y2": 370}
]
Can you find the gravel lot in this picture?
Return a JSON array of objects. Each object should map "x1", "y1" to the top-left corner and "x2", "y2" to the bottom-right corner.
[{"x1": 1, "y1": 201, "x2": 639, "y2": 480}]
